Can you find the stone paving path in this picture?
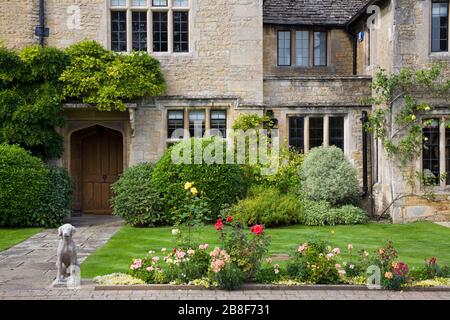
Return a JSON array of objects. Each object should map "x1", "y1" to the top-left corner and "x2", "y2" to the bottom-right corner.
[
  {"x1": 0, "y1": 215, "x2": 123, "y2": 291},
  {"x1": 436, "y1": 222, "x2": 450, "y2": 228},
  {"x1": 0, "y1": 286, "x2": 449, "y2": 300}
]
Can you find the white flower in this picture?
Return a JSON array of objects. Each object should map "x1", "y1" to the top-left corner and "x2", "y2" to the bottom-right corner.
[
  {"x1": 172, "y1": 229, "x2": 180, "y2": 236},
  {"x1": 161, "y1": 248, "x2": 167, "y2": 252}
]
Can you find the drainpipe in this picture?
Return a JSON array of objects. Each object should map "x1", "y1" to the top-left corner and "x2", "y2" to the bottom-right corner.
[
  {"x1": 35, "y1": 0, "x2": 48, "y2": 46},
  {"x1": 360, "y1": 111, "x2": 369, "y2": 197}
]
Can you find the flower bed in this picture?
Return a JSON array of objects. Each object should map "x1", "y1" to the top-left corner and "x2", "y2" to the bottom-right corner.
[{"x1": 108, "y1": 218, "x2": 450, "y2": 291}]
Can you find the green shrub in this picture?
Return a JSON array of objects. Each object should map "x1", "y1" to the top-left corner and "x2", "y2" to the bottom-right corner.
[
  {"x1": 234, "y1": 186, "x2": 304, "y2": 227},
  {"x1": 111, "y1": 163, "x2": 164, "y2": 227},
  {"x1": 152, "y1": 138, "x2": 246, "y2": 220},
  {"x1": 302, "y1": 198, "x2": 333, "y2": 226},
  {"x1": 214, "y1": 264, "x2": 246, "y2": 290},
  {"x1": 0, "y1": 144, "x2": 49, "y2": 227},
  {"x1": 301, "y1": 146, "x2": 360, "y2": 206},
  {"x1": 249, "y1": 144, "x2": 303, "y2": 194},
  {"x1": 410, "y1": 258, "x2": 450, "y2": 281},
  {"x1": 330, "y1": 205, "x2": 368, "y2": 225},
  {"x1": 37, "y1": 166, "x2": 74, "y2": 228},
  {"x1": 254, "y1": 264, "x2": 284, "y2": 284},
  {"x1": 302, "y1": 198, "x2": 367, "y2": 226}
]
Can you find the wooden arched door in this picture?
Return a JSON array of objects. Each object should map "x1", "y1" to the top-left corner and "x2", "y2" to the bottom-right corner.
[{"x1": 71, "y1": 126, "x2": 123, "y2": 215}]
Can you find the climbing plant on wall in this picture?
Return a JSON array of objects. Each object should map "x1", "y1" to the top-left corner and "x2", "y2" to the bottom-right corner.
[
  {"x1": 0, "y1": 45, "x2": 69, "y2": 158},
  {"x1": 0, "y1": 41, "x2": 166, "y2": 159},
  {"x1": 365, "y1": 63, "x2": 450, "y2": 166},
  {"x1": 61, "y1": 41, "x2": 166, "y2": 111},
  {"x1": 364, "y1": 63, "x2": 450, "y2": 209}
]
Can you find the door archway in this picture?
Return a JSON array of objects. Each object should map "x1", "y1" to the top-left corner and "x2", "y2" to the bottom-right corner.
[{"x1": 70, "y1": 125, "x2": 123, "y2": 215}]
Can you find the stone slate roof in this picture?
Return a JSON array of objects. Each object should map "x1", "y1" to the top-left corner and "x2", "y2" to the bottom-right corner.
[{"x1": 263, "y1": 0, "x2": 372, "y2": 26}]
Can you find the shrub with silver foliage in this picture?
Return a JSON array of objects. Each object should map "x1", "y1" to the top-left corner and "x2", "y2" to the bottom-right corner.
[{"x1": 301, "y1": 146, "x2": 360, "y2": 206}]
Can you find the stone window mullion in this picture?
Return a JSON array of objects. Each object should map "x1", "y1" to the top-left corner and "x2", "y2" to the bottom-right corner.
[
  {"x1": 126, "y1": 1, "x2": 132, "y2": 53},
  {"x1": 304, "y1": 116, "x2": 310, "y2": 153},
  {"x1": 147, "y1": 6, "x2": 152, "y2": 53},
  {"x1": 323, "y1": 115, "x2": 330, "y2": 146},
  {"x1": 168, "y1": 0, "x2": 174, "y2": 53},
  {"x1": 183, "y1": 108, "x2": 189, "y2": 140},
  {"x1": 205, "y1": 108, "x2": 211, "y2": 138}
]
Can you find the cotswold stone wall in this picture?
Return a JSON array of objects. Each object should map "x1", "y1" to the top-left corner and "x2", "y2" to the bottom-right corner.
[
  {"x1": 0, "y1": 0, "x2": 263, "y2": 106},
  {"x1": 45, "y1": 0, "x2": 108, "y2": 48},
  {"x1": 263, "y1": 76, "x2": 372, "y2": 107},
  {"x1": 155, "y1": 0, "x2": 263, "y2": 106},
  {"x1": 0, "y1": 0, "x2": 39, "y2": 49}
]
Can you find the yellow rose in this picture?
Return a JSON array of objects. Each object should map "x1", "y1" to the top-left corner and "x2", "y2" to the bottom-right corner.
[
  {"x1": 190, "y1": 187, "x2": 198, "y2": 195},
  {"x1": 184, "y1": 182, "x2": 193, "y2": 190},
  {"x1": 385, "y1": 272, "x2": 393, "y2": 279}
]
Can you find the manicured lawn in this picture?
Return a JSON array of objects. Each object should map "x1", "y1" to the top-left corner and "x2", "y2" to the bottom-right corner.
[
  {"x1": 81, "y1": 222, "x2": 450, "y2": 278},
  {"x1": 0, "y1": 228, "x2": 43, "y2": 252}
]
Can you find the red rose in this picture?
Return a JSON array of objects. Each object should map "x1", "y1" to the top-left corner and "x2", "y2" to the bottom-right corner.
[
  {"x1": 226, "y1": 216, "x2": 234, "y2": 223},
  {"x1": 251, "y1": 224, "x2": 264, "y2": 235},
  {"x1": 215, "y1": 219, "x2": 224, "y2": 231}
]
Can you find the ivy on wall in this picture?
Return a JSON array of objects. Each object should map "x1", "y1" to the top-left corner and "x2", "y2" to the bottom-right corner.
[{"x1": 0, "y1": 41, "x2": 166, "y2": 159}]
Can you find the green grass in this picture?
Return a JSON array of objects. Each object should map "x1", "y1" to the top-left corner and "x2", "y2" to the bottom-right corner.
[
  {"x1": 0, "y1": 228, "x2": 43, "y2": 251},
  {"x1": 81, "y1": 222, "x2": 450, "y2": 278}
]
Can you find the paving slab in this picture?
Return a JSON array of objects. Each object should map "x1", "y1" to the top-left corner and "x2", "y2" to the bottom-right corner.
[{"x1": 0, "y1": 215, "x2": 123, "y2": 292}]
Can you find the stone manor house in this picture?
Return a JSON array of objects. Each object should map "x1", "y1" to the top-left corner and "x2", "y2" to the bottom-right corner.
[{"x1": 0, "y1": 0, "x2": 449, "y2": 223}]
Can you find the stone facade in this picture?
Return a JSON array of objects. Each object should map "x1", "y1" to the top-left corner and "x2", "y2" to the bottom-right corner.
[
  {"x1": 1, "y1": 0, "x2": 448, "y2": 222},
  {"x1": 0, "y1": 0, "x2": 40, "y2": 49},
  {"x1": 352, "y1": 0, "x2": 450, "y2": 223}
]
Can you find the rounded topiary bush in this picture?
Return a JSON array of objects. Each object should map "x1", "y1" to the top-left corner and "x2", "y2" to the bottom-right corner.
[
  {"x1": 111, "y1": 163, "x2": 164, "y2": 227},
  {"x1": 0, "y1": 144, "x2": 49, "y2": 227},
  {"x1": 152, "y1": 138, "x2": 247, "y2": 220},
  {"x1": 301, "y1": 146, "x2": 360, "y2": 206}
]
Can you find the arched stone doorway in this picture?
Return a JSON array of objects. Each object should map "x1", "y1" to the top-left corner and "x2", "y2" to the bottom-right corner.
[{"x1": 70, "y1": 125, "x2": 123, "y2": 215}]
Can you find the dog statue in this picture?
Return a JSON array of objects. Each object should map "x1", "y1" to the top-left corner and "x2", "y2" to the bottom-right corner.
[{"x1": 53, "y1": 224, "x2": 79, "y2": 286}]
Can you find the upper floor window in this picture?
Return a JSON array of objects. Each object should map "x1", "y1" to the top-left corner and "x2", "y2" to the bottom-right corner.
[
  {"x1": 277, "y1": 31, "x2": 291, "y2": 66},
  {"x1": 277, "y1": 30, "x2": 328, "y2": 67},
  {"x1": 296, "y1": 31, "x2": 309, "y2": 66},
  {"x1": 132, "y1": 12, "x2": 147, "y2": 51},
  {"x1": 432, "y1": 1, "x2": 449, "y2": 52},
  {"x1": 173, "y1": 11, "x2": 189, "y2": 53},
  {"x1": 110, "y1": 0, "x2": 189, "y2": 53},
  {"x1": 111, "y1": 11, "x2": 127, "y2": 52},
  {"x1": 314, "y1": 32, "x2": 327, "y2": 66}
]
